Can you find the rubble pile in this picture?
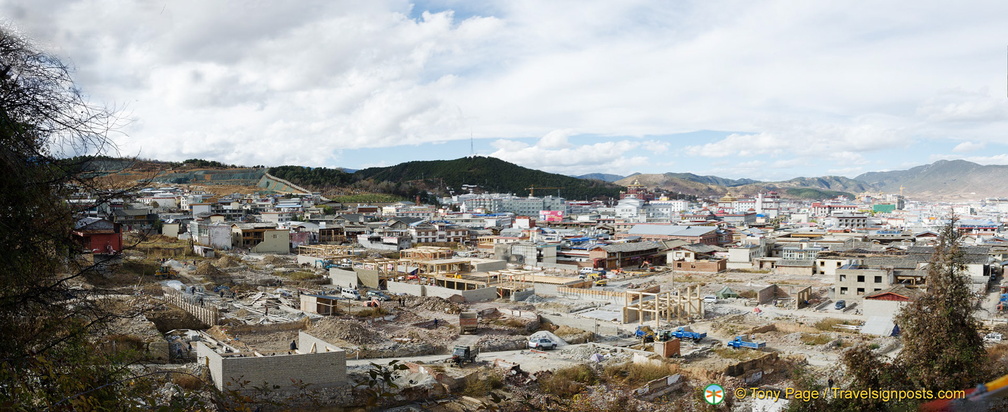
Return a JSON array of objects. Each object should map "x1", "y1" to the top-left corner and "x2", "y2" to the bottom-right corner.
[
  {"x1": 361, "y1": 341, "x2": 440, "y2": 358},
  {"x1": 194, "y1": 262, "x2": 231, "y2": 283},
  {"x1": 559, "y1": 343, "x2": 632, "y2": 364},
  {"x1": 310, "y1": 318, "x2": 385, "y2": 346},
  {"x1": 552, "y1": 325, "x2": 593, "y2": 344},
  {"x1": 402, "y1": 295, "x2": 461, "y2": 314},
  {"x1": 260, "y1": 255, "x2": 292, "y2": 266},
  {"x1": 475, "y1": 335, "x2": 528, "y2": 352}
]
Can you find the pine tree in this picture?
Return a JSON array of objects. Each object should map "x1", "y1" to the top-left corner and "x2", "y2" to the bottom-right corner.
[{"x1": 893, "y1": 217, "x2": 986, "y2": 390}]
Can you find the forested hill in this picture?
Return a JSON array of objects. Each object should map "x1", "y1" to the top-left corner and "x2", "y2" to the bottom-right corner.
[
  {"x1": 353, "y1": 156, "x2": 623, "y2": 200},
  {"x1": 266, "y1": 165, "x2": 355, "y2": 189}
]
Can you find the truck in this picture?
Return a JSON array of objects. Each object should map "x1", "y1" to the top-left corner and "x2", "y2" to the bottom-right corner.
[
  {"x1": 459, "y1": 311, "x2": 478, "y2": 334},
  {"x1": 670, "y1": 327, "x2": 707, "y2": 342},
  {"x1": 726, "y1": 335, "x2": 766, "y2": 349},
  {"x1": 451, "y1": 345, "x2": 476, "y2": 366}
]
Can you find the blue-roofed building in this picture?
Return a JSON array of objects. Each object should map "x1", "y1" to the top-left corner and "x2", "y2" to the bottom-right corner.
[{"x1": 956, "y1": 219, "x2": 1000, "y2": 236}]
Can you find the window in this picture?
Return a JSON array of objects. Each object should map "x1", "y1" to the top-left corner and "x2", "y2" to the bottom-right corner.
[
  {"x1": 874, "y1": 276, "x2": 883, "y2": 283},
  {"x1": 857, "y1": 288, "x2": 865, "y2": 295},
  {"x1": 839, "y1": 275, "x2": 847, "y2": 281},
  {"x1": 857, "y1": 275, "x2": 865, "y2": 283},
  {"x1": 840, "y1": 287, "x2": 848, "y2": 295}
]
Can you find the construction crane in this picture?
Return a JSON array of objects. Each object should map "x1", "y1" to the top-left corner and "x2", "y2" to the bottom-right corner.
[{"x1": 525, "y1": 185, "x2": 562, "y2": 197}]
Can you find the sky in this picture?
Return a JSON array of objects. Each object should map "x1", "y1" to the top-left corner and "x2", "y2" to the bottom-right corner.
[{"x1": 4, "y1": 0, "x2": 1008, "y2": 181}]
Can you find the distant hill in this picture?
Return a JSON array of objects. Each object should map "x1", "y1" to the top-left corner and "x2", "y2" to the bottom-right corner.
[
  {"x1": 92, "y1": 156, "x2": 1008, "y2": 201},
  {"x1": 576, "y1": 173, "x2": 624, "y2": 182},
  {"x1": 854, "y1": 159, "x2": 1008, "y2": 199},
  {"x1": 354, "y1": 156, "x2": 623, "y2": 199},
  {"x1": 618, "y1": 173, "x2": 864, "y2": 200}
]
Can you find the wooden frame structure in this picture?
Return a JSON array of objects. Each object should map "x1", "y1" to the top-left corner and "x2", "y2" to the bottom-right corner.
[{"x1": 623, "y1": 285, "x2": 704, "y2": 327}]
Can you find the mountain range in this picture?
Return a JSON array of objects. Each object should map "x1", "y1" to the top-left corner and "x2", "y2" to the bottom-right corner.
[
  {"x1": 602, "y1": 159, "x2": 1006, "y2": 200},
  {"x1": 125, "y1": 156, "x2": 1008, "y2": 201}
]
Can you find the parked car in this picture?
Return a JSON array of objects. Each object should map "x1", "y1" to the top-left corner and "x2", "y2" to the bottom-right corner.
[
  {"x1": 834, "y1": 300, "x2": 846, "y2": 310},
  {"x1": 341, "y1": 288, "x2": 361, "y2": 300},
  {"x1": 528, "y1": 337, "x2": 557, "y2": 350},
  {"x1": 366, "y1": 290, "x2": 391, "y2": 301},
  {"x1": 703, "y1": 295, "x2": 718, "y2": 304}
]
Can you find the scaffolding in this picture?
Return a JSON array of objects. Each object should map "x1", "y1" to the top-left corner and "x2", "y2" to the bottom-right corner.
[
  {"x1": 400, "y1": 246, "x2": 454, "y2": 261},
  {"x1": 623, "y1": 285, "x2": 704, "y2": 327},
  {"x1": 297, "y1": 244, "x2": 362, "y2": 259}
]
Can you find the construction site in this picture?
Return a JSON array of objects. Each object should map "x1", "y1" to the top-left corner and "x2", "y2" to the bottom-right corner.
[{"x1": 92, "y1": 236, "x2": 1008, "y2": 411}]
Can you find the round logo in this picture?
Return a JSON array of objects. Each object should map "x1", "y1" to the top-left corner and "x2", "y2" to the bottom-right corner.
[{"x1": 704, "y1": 383, "x2": 725, "y2": 405}]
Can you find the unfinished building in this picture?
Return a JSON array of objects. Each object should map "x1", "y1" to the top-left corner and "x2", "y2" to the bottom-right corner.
[{"x1": 196, "y1": 331, "x2": 346, "y2": 391}]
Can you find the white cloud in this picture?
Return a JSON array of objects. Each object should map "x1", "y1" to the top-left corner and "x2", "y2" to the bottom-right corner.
[
  {"x1": 537, "y1": 129, "x2": 575, "y2": 149},
  {"x1": 5, "y1": 0, "x2": 1008, "y2": 175},
  {"x1": 489, "y1": 134, "x2": 656, "y2": 175},
  {"x1": 952, "y1": 141, "x2": 986, "y2": 153}
]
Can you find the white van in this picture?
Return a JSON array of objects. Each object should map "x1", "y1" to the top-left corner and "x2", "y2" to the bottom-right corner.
[
  {"x1": 341, "y1": 288, "x2": 361, "y2": 300},
  {"x1": 703, "y1": 295, "x2": 718, "y2": 304}
]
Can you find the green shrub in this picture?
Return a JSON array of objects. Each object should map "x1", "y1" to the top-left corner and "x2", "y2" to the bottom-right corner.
[
  {"x1": 461, "y1": 374, "x2": 503, "y2": 397},
  {"x1": 814, "y1": 318, "x2": 855, "y2": 331},
  {"x1": 540, "y1": 364, "x2": 596, "y2": 397},
  {"x1": 799, "y1": 333, "x2": 832, "y2": 345},
  {"x1": 603, "y1": 362, "x2": 677, "y2": 388}
]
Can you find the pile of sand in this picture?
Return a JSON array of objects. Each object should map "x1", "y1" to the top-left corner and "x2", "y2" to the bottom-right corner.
[
  {"x1": 195, "y1": 262, "x2": 231, "y2": 284},
  {"x1": 215, "y1": 255, "x2": 241, "y2": 268},
  {"x1": 261, "y1": 255, "x2": 287, "y2": 265}
]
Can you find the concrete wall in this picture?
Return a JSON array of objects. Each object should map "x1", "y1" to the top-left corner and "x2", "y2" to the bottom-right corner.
[
  {"x1": 672, "y1": 259, "x2": 726, "y2": 273},
  {"x1": 252, "y1": 229, "x2": 290, "y2": 254},
  {"x1": 539, "y1": 313, "x2": 624, "y2": 336},
  {"x1": 534, "y1": 283, "x2": 561, "y2": 296},
  {"x1": 460, "y1": 286, "x2": 498, "y2": 302},
  {"x1": 862, "y1": 299, "x2": 906, "y2": 318},
  {"x1": 162, "y1": 223, "x2": 180, "y2": 238},
  {"x1": 197, "y1": 332, "x2": 346, "y2": 391},
  {"x1": 209, "y1": 225, "x2": 232, "y2": 250},
  {"x1": 296, "y1": 255, "x2": 318, "y2": 266},
  {"x1": 756, "y1": 285, "x2": 777, "y2": 305},
  {"x1": 354, "y1": 268, "x2": 381, "y2": 289},
  {"x1": 425, "y1": 284, "x2": 465, "y2": 300},
  {"x1": 774, "y1": 265, "x2": 812, "y2": 276},
  {"x1": 387, "y1": 281, "x2": 425, "y2": 296},
  {"x1": 472, "y1": 259, "x2": 507, "y2": 272},
  {"x1": 511, "y1": 288, "x2": 535, "y2": 302},
  {"x1": 330, "y1": 268, "x2": 357, "y2": 288}
]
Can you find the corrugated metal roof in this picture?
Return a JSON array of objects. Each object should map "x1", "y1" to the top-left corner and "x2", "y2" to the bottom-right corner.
[
  {"x1": 597, "y1": 241, "x2": 662, "y2": 253},
  {"x1": 628, "y1": 225, "x2": 716, "y2": 237}
]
